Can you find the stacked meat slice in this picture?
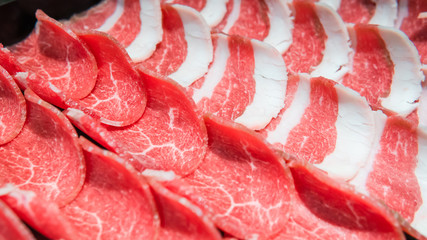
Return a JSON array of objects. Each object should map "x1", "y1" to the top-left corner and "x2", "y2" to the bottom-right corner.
[{"x1": 0, "y1": 0, "x2": 426, "y2": 239}]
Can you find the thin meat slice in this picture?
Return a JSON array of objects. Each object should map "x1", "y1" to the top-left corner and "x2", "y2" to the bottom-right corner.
[
  {"x1": 9, "y1": 10, "x2": 97, "y2": 107},
  {"x1": 0, "y1": 66, "x2": 26, "y2": 145},
  {"x1": 189, "y1": 33, "x2": 287, "y2": 130},
  {"x1": 350, "y1": 113, "x2": 427, "y2": 237},
  {"x1": 146, "y1": 177, "x2": 222, "y2": 240},
  {"x1": 138, "y1": 4, "x2": 213, "y2": 87},
  {"x1": 65, "y1": 31, "x2": 146, "y2": 127},
  {"x1": 272, "y1": 159, "x2": 404, "y2": 240},
  {"x1": 0, "y1": 199, "x2": 35, "y2": 240},
  {"x1": 163, "y1": 0, "x2": 229, "y2": 27},
  {"x1": 65, "y1": 70, "x2": 207, "y2": 176},
  {"x1": 68, "y1": 0, "x2": 162, "y2": 61},
  {"x1": 0, "y1": 186, "x2": 76, "y2": 240},
  {"x1": 215, "y1": 0, "x2": 293, "y2": 54},
  {"x1": 337, "y1": 0, "x2": 397, "y2": 27},
  {"x1": 0, "y1": 89, "x2": 85, "y2": 207},
  {"x1": 164, "y1": 115, "x2": 294, "y2": 239},
  {"x1": 61, "y1": 137, "x2": 159, "y2": 240},
  {"x1": 260, "y1": 74, "x2": 375, "y2": 180},
  {"x1": 341, "y1": 24, "x2": 423, "y2": 116},
  {"x1": 284, "y1": 1, "x2": 351, "y2": 81}
]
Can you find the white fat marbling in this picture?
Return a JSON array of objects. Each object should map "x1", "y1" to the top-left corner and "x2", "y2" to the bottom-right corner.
[
  {"x1": 97, "y1": 0, "x2": 125, "y2": 32},
  {"x1": 200, "y1": 0, "x2": 229, "y2": 27},
  {"x1": 263, "y1": 0, "x2": 293, "y2": 54},
  {"x1": 222, "y1": 0, "x2": 241, "y2": 33}
]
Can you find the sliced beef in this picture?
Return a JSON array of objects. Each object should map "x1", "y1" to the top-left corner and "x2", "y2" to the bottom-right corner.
[
  {"x1": 0, "y1": 89, "x2": 85, "y2": 206},
  {"x1": 65, "y1": 69, "x2": 207, "y2": 176},
  {"x1": 284, "y1": 1, "x2": 351, "y2": 81},
  {"x1": 336, "y1": 0, "x2": 397, "y2": 26},
  {"x1": 9, "y1": 10, "x2": 97, "y2": 107},
  {"x1": 272, "y1": 159, "x2": 405, "y2": 240},
  {"x1": 65, "y1": 31, "x2": 147, "y2": 127},
  {"x1": 189, "y1": 33, "x2": 287, "y2": 130},
  {"x1": 0, "y1": 199, "x2": 35, "y2": 240},
  {"x1": 0, "y1": 186, "x2": 76, "y2": 240},
  {"x1": 147, "y1": 177, "x2": 222, "y2": 240},
  {"x1": 137, "y1": 4, "x2": 213, "y2": 87},
  {"x1": 68, "y1": 0, "x2": 163, "y2": 61},
  {"x1": 341, "y1": 24, "x2": 423, "y2": 116},
  {"x1": 0, "y1": 66, "x2": 26, "y2": 145},
  {"x1": 164, "y1": 115, "x2": 294, "y2": 239},
  {"x1": 260, "y1": 74, "x2": 375, "y2": 180},
  {"x1": 214, "y1": 0, "x2": 292, "y2": 54}
]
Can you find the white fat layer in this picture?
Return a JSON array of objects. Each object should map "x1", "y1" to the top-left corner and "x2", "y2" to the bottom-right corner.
[
  {"x1": 97, "y1": 0, "x2": 125, "y2": 32},
  {"x1": 263, "y1": 0, "x2": 293, "y2": 54},
  {"x1": 310, "y1": 3, "x2": 351, "y2": 81},
  {"x1": 378, "y1": 26, "x2": 423, "y2": 116},
  {"x1": 126, "y1": 0, "x2": 163, "y2": 61},
  {"x1": 419, "y1": 12, "x2": 427, "y2": 19},
  {"x1": 266, "y1": 74, "x2": 310, "y2": 145},
  {"x1": 349, "y1": 110, "x2": 387, "y2": 194},
  {"x1": 412, "y1": 129, "x2": 427, "y2": 236},
  {"x1": 318, "y1": 0, "x2": 341, "y2": 10},
  {"x1": 315, "y1": 85, "x2": 376, "y2": 181},
  {"x1": 345, "y1": 24, "x2": 356, "y2": 74},
  {"x1": 167, "y1": 4, "x2": 213, "y2": 87},
  {"x1": 395, "y1": 0, "x2": 408, "y2": 28},
  {"x1": 234, "y1": 39, "x2": 287, "y2": 130},
  {"x1": 192, "y1": 34, "x2": 230, "y2": 103},
  {"x1": 65, "y1": 108, "x2": 86, "y2": 122},
  {"x1": 222, "y1": 0, "x2": 241, "y2": 33},
  {"x1": 200, "y1": 0, "x2": 229, "y2": 27},
  {"x1": 14, "y1": 72, "x2": 28, "y2": 88},
  {"x1": 418, "y1": 84, "x2": 427, "y2": 128},
  {"x1": 141, "y1": 169, "x2": 177, "y2": 181},
  {"x1": 369, "y1": 0, "x2": 397, "y2": 27}
]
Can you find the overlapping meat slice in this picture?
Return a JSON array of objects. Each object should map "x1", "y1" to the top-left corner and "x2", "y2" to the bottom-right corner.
[
  {"x1": 272, "y1": 159, "x2": 404, "y2": 240},
  {"x1": 68, "y1": 0, "x2": 162, "y2": 61},
  {"x1": 0, "y1": 186, "x2": 76, "y2": 240},
  {"x1": 350, "y1": 113, "x2": 427, "y2": 237},
  {"x1": 284, "y1": 1, "x2": 351, "y2": 81},
  {"x1": 137, "y1": 4, "x2": 212, "y2": 87},
  {"x1": 61, "y1": 137, "x2": 159, "y2": 240},
  {"x1": 9, "y1": 10, "x2": 97, "y2": 107},
  {"x1": 65, "y1": 70, "x2": 207, "y2": 176},
  {"x1": 214, "y1": 0, "x2": 293, "y2": 54},
  {"x1": 146, "y1": 177, "x2": 222, "y2": 240},
  {"x1": 0, "y1": 199, "x2": 35, "y2": 240},
  {"x1": 0, "y1": 66, "x2": 25, "y2": 145},
  {"x1": 341, "y1": 24, "x2": 423, "y2": 116},
  {"x1": 65, "y1": 31, "x2": 146, "y2": 127},
  {"x1": 260, "y1": 74, "x2": 375, "y2": 180},
  {"x1": 163, "y1": 115, "x2": 294, "y2": 239},
  {"x1": 0, "y1": 89, "x2": 85, "y2": 206},
  {"x1": 189, "y1": 33, "x2": 287, "y2": 130}
]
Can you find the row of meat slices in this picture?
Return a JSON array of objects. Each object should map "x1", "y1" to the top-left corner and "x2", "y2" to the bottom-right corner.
[{"x1": 0, "y1": 0, "x2": 426, "y2": 239}]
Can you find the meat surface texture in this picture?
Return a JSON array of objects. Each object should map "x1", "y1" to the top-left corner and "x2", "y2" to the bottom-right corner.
[
  {"x1": 61, "y1": 137, "x2": 159, "y2": 240},
  {"x1": 165, "y1": 115, "x2": 294, "y2": 239},
  {"x1": 0, "y1": 66, "x2": 26, "y2": 145},
  {"x1": 65, "y1": 70, "x2": 208, "y2": 176},
  {"x1": 336, "y1": 0, "x2": 397, "y2": 26},
  {"x1": 0, "y1": 89, "x2": 85, "y2": 207},
  {"x1": 0, "y1": 199, "x2": 35, "y2": 240}
]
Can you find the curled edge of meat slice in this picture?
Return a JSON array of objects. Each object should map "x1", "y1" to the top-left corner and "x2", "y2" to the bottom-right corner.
[
  {"x1": 0, "y1": 198, "x2": 35, "y2": 240},
  {"x1": 0, "y1": 66, "x2": 26, "y2": 145}
]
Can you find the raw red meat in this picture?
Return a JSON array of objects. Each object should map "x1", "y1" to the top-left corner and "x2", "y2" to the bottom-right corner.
[
  {"x1": 65, "y1": 69, "x2": 207, "y2": 176},
  {"x1": 0, "y1": 89, "x2": 85, "y2": 206},
  {"x1": 65, "y1": 31, "x2": 147, "y2": 127},
  {"x1": 61, "y1": 137, "x2": 159, "y2": 240},
  {"x1": 147, "y1": 177, "x2": 222, "y2": 240},
  {"x1": 272, "y1": 159, "x2": 405, "y2": 240},
  {"x1": 138, "y1": 4, "x2": 212, "y2": 87},
  {"x1": 164, "y1": 115, "x2": 294, "y2": 239},
  {"x1": 68, "y1": 0, "x2": 163, "y2": 61},
  {"x1": 341, "y1": 24, "x2": 423, "y2": 116},
  {"x1": 260, "y1": 74, "x2": 375, "y2": 180},
  {"x1": 215, "y1": 0, "x2": 293, "y2": 54},
  {"x1": 9, "y1": 10, "x2": 97, "y2": 107},
  {"x1": 0, "y1": 66, "x2": 26, "y2": 145},
  {"x1": 189, "y1": 33, "x2": 287, "y2": 130},
  {"x1": 0, "y1": 199, "x2": 35, "y2": 240},
  {"x1": 0, "y1": 186, "x2": 76, "y2": 240},
  {"x1": 337, "y1": 0, "x2": 397, "y2": 26}
]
